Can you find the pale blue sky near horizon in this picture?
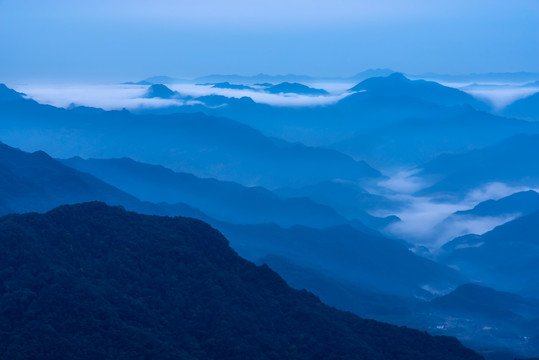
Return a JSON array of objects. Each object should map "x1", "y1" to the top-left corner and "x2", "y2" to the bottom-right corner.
[{"x1": 0, "y1": 0, "x2": 538, "y2": 82}]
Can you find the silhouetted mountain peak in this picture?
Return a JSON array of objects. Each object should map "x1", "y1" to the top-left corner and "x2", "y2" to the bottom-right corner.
[
  {"x1": 387, "y1": 72, "x2": 408, "y2": 81},
  {"x1": 348, "y1": 73, "x2": 488, "y2": 109},
  {"x1": 144, "y1": 84, "x2": 177, "y2": 99},
  {"x1": 0, "y1": 83, "x2": 25, "y2": 101},
  {"x1": 212, "y1": 82, "x2": 255, "y2": 90},
  {"x1": 266, "y1": 82, "x2": 329, "y2": 96}
]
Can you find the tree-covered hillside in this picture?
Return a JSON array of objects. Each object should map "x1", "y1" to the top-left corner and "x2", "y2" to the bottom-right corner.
[{"x1": 0, "y1": 203, "x2": 482, "y2": 360}]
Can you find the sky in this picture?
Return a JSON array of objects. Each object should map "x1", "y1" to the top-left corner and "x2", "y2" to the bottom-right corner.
[{"x1": 0, "y1": 0, "x2": 538, "y2": 82}]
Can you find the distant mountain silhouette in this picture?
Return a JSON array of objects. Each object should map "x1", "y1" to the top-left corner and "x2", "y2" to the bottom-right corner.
[
  {"x1": 1, "y1": 142, "x2": 460, "y2": 305},
  {"x1": 350, "y1": 68, "x2": 396, "y2": 81},
  {"x1": 417, "y1": 134, "x2": 539, "y2": 199},
  {"x1": 212, "y1": 82, "x2": 255, "y2": 90},
  {"x1": 0, "y1": 141, "x2": 207, "y2": 219},
  {"x1": 274, "y1": 180, "x2": 400, "y2": 229},
  {"x1": 503, "y1": 91, "x2": 539, "y2": 121},
  {"x1": 61, "y1": 157, "x2": 348, "y2": 228},
  {"x1": 144, "y1": 84, "x2": 179, "y2": 99},
  {"x1": 122, "y1": 80, "x2": 153, "y2": 85},
  {"x1": 521, "y1": 80, "x2": 539, "y2": 88},
  {"x1": 134, "y1": 78, "x2": 539, "y2": 167},
  {"x1": 455, "y1": 190, "x2": 539, "y2": 218},
  {"x1": 256, "y1": 254, "x2": 413, "y2": 318},
  {"x1": 439, "y1": 210, "x2": 539, "y2": 298},
  {"x1": 349, "y1": 73, "x2": 488, "y2": 109},
  {"x1": 266, "y1": 82, "x2": 329, "y2": 96},
  {"x1": 0, "y1": 83, "x2": 25, "y2": 101},
  {"x1": 0, "y1": 202, "x2": 481, "y2": 360},
  {"x1": 0, "y1": 84, "x2": 380, "y2": 188},
  {"x1": 419, "y1": 284, "x2": 539, "y2": 358},
  {"x1": 430, "y1": 190, "x2": 539, "y2": 243},
  {"x1": 217, "y1": 222, "x2": 466, "y2": 299},
  {"x1": 429, "y1": 283, "x2": 539, "y2": 319}
]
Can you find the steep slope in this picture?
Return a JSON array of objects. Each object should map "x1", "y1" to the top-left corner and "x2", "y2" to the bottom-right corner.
[
  {"x1": 0, "y1": 84, "x2": 380, "y2": 188},
  {"x1": 217, "y1": 222, "x2": 466, "y2": 299},
  {"x1": 256, "y1": 254, "x2": 414, "y2": 319},
  {"x1": 144, "y1": 84, "x2": 179, "y2": 99},
  {"x1": 0, "y1": 142, "x2": 142, "y2": 215},
  {"x1": 0, "y1": 202, "x2": 481, "y2": 360},
  {"x1": 439, "y1": 210, "x2": 539, "y2": 297},
  {"x1": 61, "y1": 157, "x2": 348, "y2": 228},
  {"x1": 417, "y1": 134, "x2": 539, "y2": 198},
  {"x1": 0, "y1": 141, "x2": 209, "y2": 220}
]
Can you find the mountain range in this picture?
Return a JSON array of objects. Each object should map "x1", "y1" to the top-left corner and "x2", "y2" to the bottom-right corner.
[
  {"x1": 60, "y1": 156, "x2": 349, "y2": 228},
  {"x1": 0, "y1": 202, "x2": 483, "y2": 359},
  {"x1": 417, "y1": 134, "x2": 539, "y2": 199},
  {"x1": 131, "y1": 74, "x2": 539, "y2": 167},
  {"x1": 0, "y1": 83, "x2": 380, "y2": 188},
  {"x1": 439, "y1": 210, "x2": 539, "y2": 298}
]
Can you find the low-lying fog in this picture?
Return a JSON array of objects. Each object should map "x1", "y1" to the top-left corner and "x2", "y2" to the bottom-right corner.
[{"x1": 8, "y1": 80, "x2": 538, "y2": 111}]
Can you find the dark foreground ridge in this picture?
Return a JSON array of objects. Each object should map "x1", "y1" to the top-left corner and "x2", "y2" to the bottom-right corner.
[{"x1": 0, "y1": 202, "x2": 481, "y2": 360}]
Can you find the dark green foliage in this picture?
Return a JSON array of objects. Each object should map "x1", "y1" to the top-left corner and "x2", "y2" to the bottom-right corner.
[{"x1": 0, "y1": 203, "x2": 482, "y2": 359}]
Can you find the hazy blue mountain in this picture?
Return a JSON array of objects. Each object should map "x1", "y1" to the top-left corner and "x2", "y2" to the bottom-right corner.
[
  {"x1": 61, "y1": 157, "x2": 348, "y2": 228},
  {"x1": 417, "y1": 134, "x2": 539, "y2": 199},
  {"x1": 266, "y1": 82, "x2": 329, "y2": 95},
  {"x1": 256, "y1": 254, "x2": 414, "y2": 318},
  {"x1": 1, "y1": 142, "x2": 461, "y2": 304},
  {"x1": 122, "y1": 80, "x2": 153, "y2": 85},
  {"x1": 349, "y1": 68, "x2": 396, "y2": 81},
  {"x1": 0, "y1": 141, "x2": 211, "y2": 220},
  {"x1": 432, "y1": 190, "x2": 539, "y2": 242},
  {"x1": 333, "y1": 104, "x2": 538, "y2": 167},
  {"x1": 521, "y1": 80, "x2": 539, "y2": 88},
  {"x1": 0, "y1": 84, "x2": 380, "y2": 188},
  {"x1": 133, "y1": 76, "x2": 539, "y2": 167},
  {"x1": 0, "y1": 202, "x2": 481, "y2": 360},
  {"x1": 144, "y1": 84, "x2": 179, "y2": 99},
  {"x1": 503, "y1": 92, "x2": 539, "y2": 121},
  {"x1": 0, "y1": 84, "x2": 25, "y2": 101},
  {"x1": 212, "y1": 82, "x2": 255, "y2": 90},
  {"x1": 274, "y1": 180, "x2": 400, "y2": 229},
  {"x1": 349, "y1": 73, "x2": 488, "y2": 109},
  {"x1": 455, "y1": 190, "x2": 539, "y2": 218},
  {"x1": 417, "y1": 284, "x2": 539, "y2": 359},
  {"x1": 439, "y1": 210, "x2": 539, "y2": 298},
  {"x1": 0, "y1": 142, "x2": 143, "y2": 215},
  {"x1": 217, "y1": 222, "x2": 466, "y2": 299},
  {"x1": 259, "y1": 249, "x2": 539, "y2": 359},
  {"x1": 429, "y1": 283, "x2": 539, "y2": 319}
]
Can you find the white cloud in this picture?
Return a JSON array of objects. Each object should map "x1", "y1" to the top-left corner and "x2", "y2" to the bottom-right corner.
[
  {"x1": 462, "y1": 87, "x2": 539, "y2": 110},
  {"x1": 11, "y1": 83, "x2": 351, "y2": 110},
  {"x1": 375, "y1": 178, "x2": 538, "y2": 250}
]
